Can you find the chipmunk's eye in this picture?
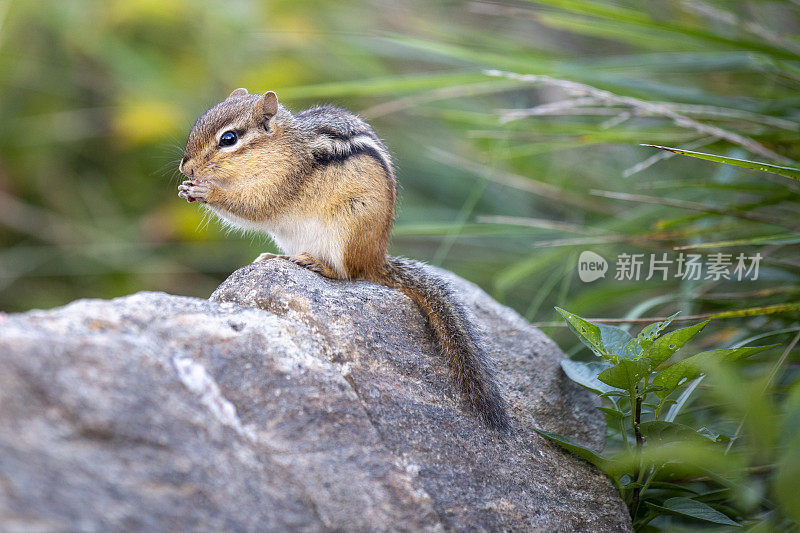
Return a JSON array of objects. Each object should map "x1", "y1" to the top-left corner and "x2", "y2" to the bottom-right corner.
[{"x1": 219, "y1": 131, "x2": 238, "y2": 147}]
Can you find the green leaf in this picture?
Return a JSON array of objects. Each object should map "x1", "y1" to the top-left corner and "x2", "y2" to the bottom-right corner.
[
  {"x1": 665, "y1": 377, "x2": 703, "y2": 422},
  {"x1": 641, "y1": 385, "x2": 667, "y2": 394},
  {"x1": 555, "y1": 307, "x2": 613, "y2": 360},
  {"x1": 637, "y1": 311, "x2": 680, "y2": 342},
  {"x1": 619, "y1": 337, "x2": 644, "y2": 360},
  {"x1": 555, "y1": 307, "x2": 640, "y2": 361},
  {"x1": 596, "y1": 406, "x2": 624, "y2": 421},
  {"x1": 639, "y1": 421, "x2": 719, "y2": 446},
  {"x1": 694, "y1": 488, "x2": 732, "y2": 503},
  {"x1": 642, "y1": 145, "x2": 800, "y2": 182},
  {"x1": 652, "y1": 345, "x2": 774, "y2": 399},
  {"x1": 696, "y1": 427, "x2": 731, "y2": 444},
  {"x1": 533, "y1": 428, "x2": 610, "y2": 470},
  {"x1": 647, "y1": 497, "x2": 740, "y2": 526},
  {"x1": 648, "y1": 481, "x2": 699, "y2": 494},
  {"x1": 561, "y1": 360, "x2": 621, "y2": 394},
  {"x1": 645, "y1": 321, "x2": 709, "y2": 368},
  {"x1": 599, "y1": 391, "x2": 629, "y2": 399},
  {"x1": 597, "y1": 358, "x2": 652, "y2": 390}
]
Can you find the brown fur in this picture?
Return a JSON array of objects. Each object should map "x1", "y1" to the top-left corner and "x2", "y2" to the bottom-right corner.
[{"x1": 179, "y1": 89, "x2": 509, "y2": 431}]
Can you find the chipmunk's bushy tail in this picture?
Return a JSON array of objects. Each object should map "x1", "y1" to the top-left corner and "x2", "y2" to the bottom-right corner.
[{"x1": 376, "y1": 256, "x2": 510, "y2": 431}]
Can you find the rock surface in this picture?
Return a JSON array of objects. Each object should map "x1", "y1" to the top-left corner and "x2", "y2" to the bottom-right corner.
[{"x1": 0, "y1": 259, "x2": 631, "y2": 532}]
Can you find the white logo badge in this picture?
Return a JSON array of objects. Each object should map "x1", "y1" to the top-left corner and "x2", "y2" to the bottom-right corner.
[{"x1": 578, "y1": 251, "x2": 608, "y2": 282}]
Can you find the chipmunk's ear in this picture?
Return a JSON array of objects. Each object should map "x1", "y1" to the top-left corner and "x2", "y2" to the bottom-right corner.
[
  {"x1": 228, "y1": 87, "x2": 248, "y2": 99},
  {"x1": 255, "y1": 91, "x2": 279, "y2": 119}
]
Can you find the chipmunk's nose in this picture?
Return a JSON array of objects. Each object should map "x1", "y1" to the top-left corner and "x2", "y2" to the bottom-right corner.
[{"x1": 179, "y1": 156, "x2": 194, "y2": 178}]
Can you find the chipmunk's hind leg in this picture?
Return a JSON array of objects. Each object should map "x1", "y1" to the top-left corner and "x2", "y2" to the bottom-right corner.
[
  {"x1": 253, "y1": 251, "x2": 340, "y2": 278},
  {"x1": 287, "y1": 252, "x2": 342, "y2": 279},
  {"x1": 253, "y1": 252, "x2": 340, "y2": 279}
]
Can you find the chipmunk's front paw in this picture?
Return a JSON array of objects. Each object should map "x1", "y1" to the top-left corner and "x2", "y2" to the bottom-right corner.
[
  {"x1": 178, "y1": 180, "x2": 211, "y2": 203},
  {"x1": 288, "y1": 253, "x2": 340, "y2": 279}
]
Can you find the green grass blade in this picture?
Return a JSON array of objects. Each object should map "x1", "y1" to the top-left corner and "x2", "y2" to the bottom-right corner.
[
  {"x1": 278, "y1": 71, "x2": 510, "y2": 99},
  {"x1": 642, "y1": 145, "x2": 800, "y2": 181},
  {"x1": 706, "y1": 303, "x2": 800, "y2": 319},
  {"x1": 675, "y1": 234, "x2": 800, "y2": 250}
]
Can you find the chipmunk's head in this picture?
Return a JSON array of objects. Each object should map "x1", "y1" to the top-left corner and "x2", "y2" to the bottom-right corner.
[{"x1": 180, "y1": 88, "x2": 301, "y2": 184}]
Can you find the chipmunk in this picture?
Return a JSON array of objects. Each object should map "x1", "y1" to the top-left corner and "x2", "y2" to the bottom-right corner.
[{"x1": 178, "y1": 88, "x2": 509, "y2": 431}]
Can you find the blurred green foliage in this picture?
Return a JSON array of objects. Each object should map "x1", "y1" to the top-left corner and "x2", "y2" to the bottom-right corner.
[
  {"x1": 0, "y1": 0, "x2": 796, "y2": 331},
  {"x1": 0, "y1": 1, "x2": 799, "y2": 527},
  {"x1": 549, "y1": 308, "x2": 794, "y2": 529}
]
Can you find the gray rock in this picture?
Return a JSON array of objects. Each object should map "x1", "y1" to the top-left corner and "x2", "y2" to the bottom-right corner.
[{"x1": 0, "y1": 259, "x2": 631, "y2": 532}]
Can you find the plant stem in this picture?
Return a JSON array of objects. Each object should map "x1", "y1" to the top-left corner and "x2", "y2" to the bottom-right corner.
[
  {"x1": 639, "y1": 465, "x2": 659, "y2": 500},
  {"x1": 630, "y1": 386, "x2": 645, "y2": 520},
  {"x1": 619, "y1": 417, "x2": 630, "y2": 453},
  {"x1": 611, "y1": 395, "x2": 630, "y2": 454}
]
